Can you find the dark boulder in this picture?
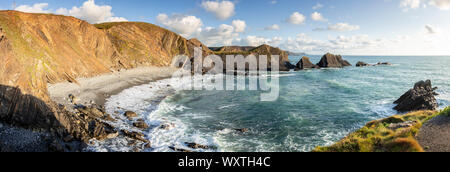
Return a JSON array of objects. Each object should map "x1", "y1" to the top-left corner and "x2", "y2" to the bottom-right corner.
[
  {"x1": 184, "y1": 142, "x2": 214, "y2": 150},
  {"x1": 394, "y1": 80, "x2": 438, "y2": 112},
  {"x1": 356, "y1": 61, "x2": 371, "y2": 67},
  {"x1": 133, "y1": 120, "x2": 149, "y2": 130},
  {"x1": 121, "y1": 130, "x2": 149, "y2": 143},
  {"x1": 124, "y1": 111, "x2": 138, "y2": 119},
  {"x1": 317, "y1": 53, "x2": 351, "y2": 68},
  {"x1": 235, "y1": 128, "x2": 249, "y2": 133},
  {"x1": 295, "y1": 56, "x2": 318, "y2": 71}
]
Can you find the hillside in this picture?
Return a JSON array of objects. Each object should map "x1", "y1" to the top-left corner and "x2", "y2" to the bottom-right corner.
[{"x1": 0, "y1": 11, "x2": 210, "y2": 140}]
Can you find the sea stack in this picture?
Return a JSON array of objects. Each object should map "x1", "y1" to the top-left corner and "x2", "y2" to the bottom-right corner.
[
  {"x1": 394, "y1": 80, "x2": 439, "y2": 112},
  {"x1": 317, "y1": 53, "x2": 352, "y2": 68},
  {"x1": 295, "y1": 57, "x2": 318, "y2": 71},
  {"x1": 356, "y1": 61, "x2": 371, "y2": 67}
]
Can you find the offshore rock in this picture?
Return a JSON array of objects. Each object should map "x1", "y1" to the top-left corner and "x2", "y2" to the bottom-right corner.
[{"x1": 394, "y1": 80, "x2": 438, "y2": 112}]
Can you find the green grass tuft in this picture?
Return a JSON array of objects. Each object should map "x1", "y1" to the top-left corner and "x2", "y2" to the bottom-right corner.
[{"x1": 438, "y1": 107, "x2": 450, "y2": 116}]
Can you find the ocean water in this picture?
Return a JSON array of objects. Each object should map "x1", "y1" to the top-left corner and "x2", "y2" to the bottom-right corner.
[{"x1": 88, "y1": 56, "x2": 450, "y2": 152}]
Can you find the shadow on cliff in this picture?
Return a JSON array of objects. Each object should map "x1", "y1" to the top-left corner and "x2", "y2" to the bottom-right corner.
[{"x1": 0, "y1": 84, "x2": 63, "y2": 132}]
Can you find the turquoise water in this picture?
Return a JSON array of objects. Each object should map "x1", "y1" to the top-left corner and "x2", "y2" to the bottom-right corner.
[{"x1": 97, "y1": 56, "x2": 450, "y2": 152}]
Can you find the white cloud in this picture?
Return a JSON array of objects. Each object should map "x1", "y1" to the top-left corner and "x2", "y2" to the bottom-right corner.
[
  {"x1": 270, "y1": 0, "x2": 278, "y2": 4},
  {"x1": 238, "y1": 36, "x2": 271, "y2": 46},
  {"x1": 286, "y1": 12, "x2": 306, "y2": 25},
  {"x1": 197, "y1": 24, "x2": 238, "y2": 46},
  {"x1": 156, "y1": 13, "x2": 203, "y2": 37},
  {"x1": 201, "y1": 1, "x2": 235, "y2": 20},
  {"x1": 400, "y1": 0, "x2": 422, "y2": 10},
  {"x1": 15, "y1": 3, "x2": 50, "y2": 13},
  {"x1": 425, "y1": 25, "x2": 438, "y2": 34},
  {"x1": 400, "y1": 0, "x2": 450, "y2": 11},
  {"x1": 265, "y1": 24, "x2": 281, "y2": 30},
  {"x1": 312, "y1": 3, "x2": 324, "y2": 10},
  {"x1": 55, "y1": 0, "x2": 127, "y2": 23},
  {"x1": 429, "y1": 0, "x2": 450, "y2": 10},
  {"x1": 232, "y1": 20, "x2": 246, "y2": 33},
  {"x1": 311, "y1": 12, "x2": 327, "y2": 22}
]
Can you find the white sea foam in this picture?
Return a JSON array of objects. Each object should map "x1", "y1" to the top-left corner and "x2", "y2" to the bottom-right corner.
[{"x1": 86, "y1": 75, "x2": 227, "y2": 152}]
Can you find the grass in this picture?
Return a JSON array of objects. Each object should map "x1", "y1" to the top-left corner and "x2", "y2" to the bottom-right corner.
[
  {"x1": 94, "y1": 22, "x2": 128, "y2": 30},
  {"x1": 313, "y1": 109, "x2": 445, "y2": 152},
  {"x1": 439, "y1": 107, "x2": 450, "y2": 116}
]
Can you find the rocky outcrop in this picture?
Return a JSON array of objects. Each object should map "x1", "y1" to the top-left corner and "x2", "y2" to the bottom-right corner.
[
  {"x1": 212, "y1": 44, "x2": 293, "y2": 71},
  {"x1": 356, "y1": 61, "x2": 371, "y2": 67},
  {"x1": 316, "y1": 53, "x2": 351, "y2": 68},
  {"x1": 394, "y1": 80, "x2": 439, "y2": 112},
  {"x1": 295, "y1": 56, "x2": 318, "y2": 70}
]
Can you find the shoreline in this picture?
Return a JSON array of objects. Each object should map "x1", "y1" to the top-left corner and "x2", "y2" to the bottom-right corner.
[{"x1": 47, "y1": 66, "x2": 180, "y2": 111}]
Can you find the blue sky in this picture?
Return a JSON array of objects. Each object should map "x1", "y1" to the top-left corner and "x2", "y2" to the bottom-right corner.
[{"x1": 1, "y1": 0, "x2": 450, "y2": 55}]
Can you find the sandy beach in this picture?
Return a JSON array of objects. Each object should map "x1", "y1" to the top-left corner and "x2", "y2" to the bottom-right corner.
[{"x1": 47, "y1": 67, "x2": 180, "y2": 111}]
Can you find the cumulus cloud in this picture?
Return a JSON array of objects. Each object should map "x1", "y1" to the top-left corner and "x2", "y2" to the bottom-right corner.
[
  {"x1": 15, "y1": 3, "x2": 50, "y2": 13},
  {"x1": 55, "y1": 0, "x2": 127, "y2": 23},
  {"x1": 425, "y1": 25, "x2": 438, "y2": 34},
  {"x1": 311, "y1": 12, "x2": 327, "y2": 22},
  {"x1": 265, "y1": 24, "x2": 280, "y2": 30},
  {"x1": 156, "y1": 13, "x2": 203, "y2": 37},
  {"x1": 286, "y1": 12, "x2": 306, "y2": 24},
  {"x1": 232, "y1": 20, "x2": 246, "y2": 33},
  {"x1": 201, "y1": 1, "x2": 235, "y2": 20},
  {"x1": 197, "y1": 24, "x2": 238, "y2": 45}
]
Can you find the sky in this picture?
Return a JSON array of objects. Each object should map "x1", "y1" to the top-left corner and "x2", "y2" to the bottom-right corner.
[{"x1": 1, "y1": 0, "x2": 450, "y2": 55}]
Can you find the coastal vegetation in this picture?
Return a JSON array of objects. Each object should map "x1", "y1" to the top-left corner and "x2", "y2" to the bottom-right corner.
[{"x1": 314, "y1": 107, "x2": 450, "y2": 152}]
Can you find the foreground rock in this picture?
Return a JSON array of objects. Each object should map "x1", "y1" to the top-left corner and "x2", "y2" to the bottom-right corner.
[
  {"x1": 124, "y1": 111, "x2": 138, "y2": 119},
  {"x1": 317, "y1": 53, "x2": 352, "y2": 68},
  {"x1": 121, "y1": 130, "x2": 150, "y2": 143},
  {"x1": 295, "y1": 56, "x2": 318, "y2": 71},
  {"x1": 184, "y1": 142, "x2": 215, "y2": 150},
  {"x1": 394, "y1": 80, "x2": 438, "y2": 112},
  {"x1": 133, "y1": 120, "x2": 149, "y2": 130}
]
